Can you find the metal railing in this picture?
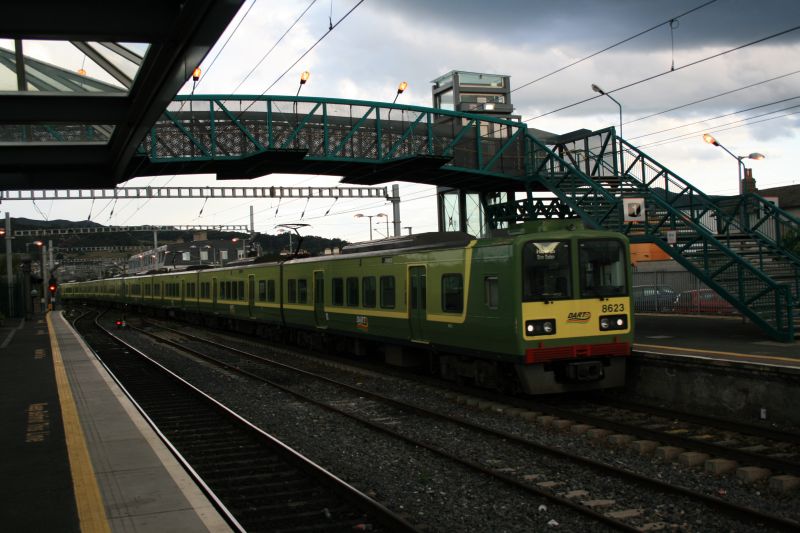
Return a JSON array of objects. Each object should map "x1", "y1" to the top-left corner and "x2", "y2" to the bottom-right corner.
[
  {"x1": 139, "y1": 95, "x2": 530, "y2": 179},
  {"x1": 533, "y1": 129, "x2": 794, "y2": 340}
]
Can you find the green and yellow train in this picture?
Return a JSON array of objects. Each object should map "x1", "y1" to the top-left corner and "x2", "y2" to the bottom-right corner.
[{"x1": 61, "y1": 220, "x2": 633, "y2": 394}]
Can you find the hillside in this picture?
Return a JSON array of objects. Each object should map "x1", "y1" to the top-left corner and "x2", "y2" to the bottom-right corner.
[{"x1": 9, "y1": 218, "x2": 348, "y2": 258}]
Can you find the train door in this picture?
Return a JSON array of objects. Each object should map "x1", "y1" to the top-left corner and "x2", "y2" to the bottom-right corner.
[
  {"x1": 409, "y1": 266, "x2": 427, "y2": 342},
  {"x1": 314, "y1": 271, "x2": 327, "y2": 328},
  {"x1": 212, "y1": 277, "x2": 218, "y2": 312},
  {"x1": 248, "y1": 275, "x2": 256, "y2": 318}
]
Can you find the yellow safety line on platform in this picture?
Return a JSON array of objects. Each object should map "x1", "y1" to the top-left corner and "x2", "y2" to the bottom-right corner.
[
  {"x1": 46, "y1": 312, "x2": 111, "y2": 533},
  {"x1": 635, "y1": 342, "x2": 800, "y2": 365}
]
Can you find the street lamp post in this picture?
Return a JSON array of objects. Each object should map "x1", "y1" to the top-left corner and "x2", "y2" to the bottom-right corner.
[
  {"x1": 376, "y1": 213, "x2": 389, "y2": 238},
  {"x1": 702, "y1": 133, "x2": 765, "y2": 195},
  {"x1": 591, "y1": 83, "x2": 622, "y2": 139},
  {"x1": 354, "y1": 214, "x2": 375, "y2": 240}
]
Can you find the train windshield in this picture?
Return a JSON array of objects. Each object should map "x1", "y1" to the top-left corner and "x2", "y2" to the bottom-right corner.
[
  {"x1": 522, "y1": 241, "x2": 571, "y2": 301},
  {"x1": 578, "y1": 239, "x2": 627, "y2": 298}
]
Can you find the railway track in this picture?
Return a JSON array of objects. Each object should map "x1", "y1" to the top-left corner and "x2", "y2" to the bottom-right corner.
[
  {"x1": 120, "y1": 315, "x2": 800, "y2": 532},
  {"x1": 534, "y1": 396, "x2": 800, "y2": 474},
  {"x1": 71, "y1": 310, "x2": 419, "y2": 533}
]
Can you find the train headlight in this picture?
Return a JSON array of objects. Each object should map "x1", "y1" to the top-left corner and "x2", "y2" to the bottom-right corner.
[
  {"x1": 599, "y1": 314, "x2": 627, "y2": 331},
  {"x1": 525, "y1": 319, "x2": 557, "y2": 336}
]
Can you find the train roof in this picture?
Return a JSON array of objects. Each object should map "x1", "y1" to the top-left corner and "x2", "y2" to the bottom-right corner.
[{"x1": 340, "y1": 232, "x2": 474, "y2": 255}]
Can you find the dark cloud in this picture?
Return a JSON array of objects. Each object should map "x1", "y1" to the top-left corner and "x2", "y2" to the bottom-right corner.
[{"x1": 368, "y1": 0, "x2": 800, "y2": 49}]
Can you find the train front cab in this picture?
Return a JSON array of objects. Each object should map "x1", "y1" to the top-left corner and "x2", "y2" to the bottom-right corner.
[{"x1": 516, "y1": 233, "x2": 632, "y2": 394}]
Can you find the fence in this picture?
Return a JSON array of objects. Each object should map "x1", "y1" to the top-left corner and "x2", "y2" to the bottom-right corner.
[{"x1": 632, "y1": 270, "x2": 738, "y2": 315}]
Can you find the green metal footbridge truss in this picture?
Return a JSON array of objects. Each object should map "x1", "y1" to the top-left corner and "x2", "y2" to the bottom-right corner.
[{"x1": 126, "y1": 94, "x2": 798, "y2": 341}]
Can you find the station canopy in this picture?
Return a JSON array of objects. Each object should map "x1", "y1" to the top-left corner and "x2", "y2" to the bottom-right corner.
[{"x1": 0, "y1": 0, "x2": 245, "y2": 190}]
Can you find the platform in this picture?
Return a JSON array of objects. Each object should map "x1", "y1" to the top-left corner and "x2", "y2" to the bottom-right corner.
[
  {"x1": 634, "y1": 313, "x2": 800, "y2": 368},
  {"x1": 0, "y1": 312, "x2": 231, "y2": 533}
]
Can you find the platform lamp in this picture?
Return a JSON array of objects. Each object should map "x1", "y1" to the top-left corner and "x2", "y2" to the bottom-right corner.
[
  {"x1": 293, "y1": 70, "x2": 311, "y2": 140},
  {"x1": 393, "y1": 81, "x2": 408, "y2": 104},
  {"x1": 191, "y1": 67, "x2": 201, "y2": 92},
  {"x1": 388, "y1": 82, "x2": 408, "y2": 145},
  {"x1": 297, "y1": 70, "x2": 310, "y2": 96},
  {"x1": 702, "y1": 133, "x2": 765, "y2": 195}
]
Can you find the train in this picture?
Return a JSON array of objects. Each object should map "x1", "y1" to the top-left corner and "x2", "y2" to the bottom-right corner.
[{"x1": 61, "y1": 219, "x2": 633, "y2": 394}]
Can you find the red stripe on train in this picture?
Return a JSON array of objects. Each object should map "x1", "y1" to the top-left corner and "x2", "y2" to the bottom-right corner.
[{"x1": 524, "y1": 342, "x2": 630, "y2": 364}]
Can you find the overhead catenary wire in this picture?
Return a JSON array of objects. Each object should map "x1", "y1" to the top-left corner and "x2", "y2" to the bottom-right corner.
[
  {"x1": 194, "y1": 0, "x2": 259, "y2": 91},
  {"x1": 526, "y1": 24, "x2": 800, "y2": 122},
  {"x1": 628, "y1": 95, "x2": 800, "y2": 140},
  {"x1": 231, "y1": 0, "x2": 320, "y2": 94},
  {"x1": 638, "y1": 108, "x2": 800, "y2": 149},
  {"x1": 625, "y1": 68, "x2": 800, "y2": 125},
  {"x1": 233, "y1": 0, "x2": 366, "y2": 120},
  {"x1": 511, "y1": 0, "x2": 718, "y2": 94}
]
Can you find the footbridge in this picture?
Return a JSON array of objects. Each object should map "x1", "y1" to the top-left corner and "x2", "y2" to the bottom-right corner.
[{"x1": 29, "y1": 94, "x2": 800, "y2": 341}]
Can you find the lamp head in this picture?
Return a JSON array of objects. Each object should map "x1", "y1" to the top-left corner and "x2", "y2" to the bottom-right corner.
[
  {"x1": 192, "y1": 67, "x2": 201, "y2": 82},
  {"x1": 299, "y1": 70, "x2": 310, "y2": 85},
  {"x1": 702, "y1": 133, "x2": 719, "y2": 146},
  {"x1": 591, "y1": 83, "x2": 605, "y2": 95},
  {"x1": 354, "y1": 213, "x2": 364, "y2": 219},
  {"x1": 397, "y1": 81, "x2": 408, "y2": 95},
  {"x1": 748, "y1": 152, "x2": 765, "y2": 161}
]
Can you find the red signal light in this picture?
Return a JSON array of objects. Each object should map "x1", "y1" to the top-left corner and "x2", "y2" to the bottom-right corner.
[{"x1": 48, "y1": 284, "x2": 57, "y2": 294}]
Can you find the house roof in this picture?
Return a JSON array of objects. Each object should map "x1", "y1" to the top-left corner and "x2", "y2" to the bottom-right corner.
[{"x1": 756, "y1": 184, "x2": 800, "y2": 208}]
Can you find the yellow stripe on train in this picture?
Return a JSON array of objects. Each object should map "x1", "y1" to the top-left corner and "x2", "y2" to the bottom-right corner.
[{"x1": 521, "y1": 297, "x2": 631, "y2": 340}]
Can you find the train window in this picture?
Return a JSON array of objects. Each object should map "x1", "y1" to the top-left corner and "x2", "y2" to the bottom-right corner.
[
  {"x1": 145, "y1": 284, "x2": 151, "y2": 296},
  {"x1": 298, "y1": 279, "x2": 308, "y2": 304},
  {"x1": 441, "y1": 274, "x2": 463, "y2": 313},
  {"x1": 579, "y1": 239, "x2": 627, "y2": 298},
  {"x1": 238, "y1": 281, "x2": 245, "y2": 301},
  {"x1": 346, "y1": 277, "x2": 359, "y2": 307},
  {"x1": 220, "y1": 282, "x2": 226, "y2": 300},
  {"x1": 332, "y1": 278, "x2": 344, "y2": 306},
  {"x1": 258, "y1": 280, "x2": 267, "y2": 301},
  {"x1": 380, "y1": 276, "x2": 395, "y2": 308},
  {"x1": 522, "y1": 241, "x2": 571, "y2": 302},
  {"x1": 362, "y1": 277, "x2": 376, "y2": 308},
  {"x1": 288, "y1": 279, "x2": 297, "y2": 303},
  {"x1": 154, "y1": 284, "x2": 161, "y2": 296},
  {"x1": 267, "y1": 280, "x2": 276, "y2": 302},
  {"x1": 485, "y1": 276, "x2": 499, "y2": 309}
]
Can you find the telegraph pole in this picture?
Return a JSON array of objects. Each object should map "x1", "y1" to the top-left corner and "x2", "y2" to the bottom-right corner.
[{"x1": 391, "y1": 184, "x2": 401, "y2": 237}]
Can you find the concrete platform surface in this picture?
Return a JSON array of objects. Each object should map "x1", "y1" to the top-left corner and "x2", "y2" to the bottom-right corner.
[
  {"x1": 634, "y1": 314, "x2": 799, "y2": 367},
  {"x1": 1, "y1": 312, "x2": 232, "y2": 533}
]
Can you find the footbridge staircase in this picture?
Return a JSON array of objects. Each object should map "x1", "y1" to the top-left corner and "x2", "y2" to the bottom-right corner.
[
  {"x1": 135, "y1": 95, "x2": 797, "y2": 341},
  {"x1": 506, "y1": 128, "x2": 798, "y2": 341}
]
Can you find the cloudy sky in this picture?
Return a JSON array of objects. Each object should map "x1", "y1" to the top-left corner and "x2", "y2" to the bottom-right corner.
[{"x1": 7, "y1": 0, "x2": 800, "y2": 243}]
